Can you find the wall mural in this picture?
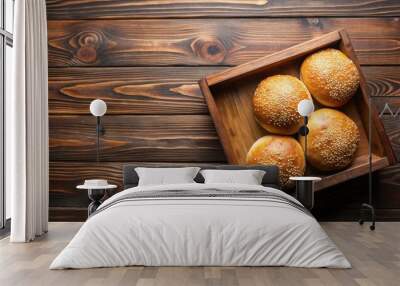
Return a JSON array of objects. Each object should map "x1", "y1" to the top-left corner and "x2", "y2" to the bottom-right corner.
[{"x1": 46, "y1": 1, "x2": 400, "y2": 221}]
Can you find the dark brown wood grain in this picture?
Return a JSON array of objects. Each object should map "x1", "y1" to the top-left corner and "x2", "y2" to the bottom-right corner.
[
  {"x1": 46, "y1": 0, "x2": 400, "y2": 19},
  {"x1": 48, "y1": 18, "x2": 400, "y2": 67},
  {"x1": 49, "y1": 115, "x2": 225, "y2": 162},
  {"x1": 380, "y1": 115, "x2": 400, "y2": 162},
  {"x1": 48, "y1": 66, "x2": 400, "y2": 115},
  {"x1": 49, "y1": 67, "x2": 224, "y2": 115},
  {"x1": 365, "y1": 67, "x2": 400, "y2": 98}
]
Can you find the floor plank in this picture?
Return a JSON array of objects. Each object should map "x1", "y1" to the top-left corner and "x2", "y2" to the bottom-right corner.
[{"x1": 1, "y1": 222, "x2": 399, "y2": 286}]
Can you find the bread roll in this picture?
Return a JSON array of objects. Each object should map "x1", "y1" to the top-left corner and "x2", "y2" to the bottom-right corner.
[
  {"x1": 300, "y1": 48, "x2": 360, "y2": 107},
  {"x1": 299, "y1": 108, "x2": 360, "y2": 171},
  {"x1": 246, "y1": 135, "x2": 305, "y2": 189},
  {"x1": 253, "y1": 75, "x2": 312, "y2": 135}
]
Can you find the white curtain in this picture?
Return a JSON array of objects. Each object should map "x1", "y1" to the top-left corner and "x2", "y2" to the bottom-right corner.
[{"x1": 9, "y1": 0, "x2": 49, "y2": 242}]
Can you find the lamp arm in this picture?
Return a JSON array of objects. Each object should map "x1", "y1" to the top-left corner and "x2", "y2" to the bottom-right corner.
[
  {"x1": 97, "y1": 116, "x2": 105, "y2": 135},
  {"x1": 96, "y1": 116, "x2": 105, "y2": 163},
  {"x1": 300, "y1": 116, "x2": 309, "y2": 173},
  {"x1": 304, "y1": 121, "x2": 307, "y2": 173}
]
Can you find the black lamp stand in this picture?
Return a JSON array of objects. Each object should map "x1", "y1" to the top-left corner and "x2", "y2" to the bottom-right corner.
[
  {"x1": 359, "y1": 96, "x2": 377, "y2": 231},
  {"x1": 299, "y1": 116, "x2": 309, "y2": 169},
  {"x1": 95, "y1": 116, "x2": 105, "y2": 163}
]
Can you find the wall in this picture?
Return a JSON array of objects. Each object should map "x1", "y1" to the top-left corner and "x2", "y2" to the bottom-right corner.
[{"x1": 46, "y1": 0, "x2": 400, "y2": 221}]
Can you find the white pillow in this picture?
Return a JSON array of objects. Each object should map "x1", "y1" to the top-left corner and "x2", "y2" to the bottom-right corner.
[
  {"x1": 200, "y1": 169, "x2": 266, "y2": 185},
  {"x1": 135, "y1": 167, "x2": 200, "y2": 186}
]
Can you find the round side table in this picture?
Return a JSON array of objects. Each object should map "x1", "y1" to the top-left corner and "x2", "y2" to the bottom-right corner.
[
  {"x1": 289, "y1": 177, "x2": 321, "y2": 210},
  {"x1": 77, "y1": 184, "x2": 117, "y2": 216}
]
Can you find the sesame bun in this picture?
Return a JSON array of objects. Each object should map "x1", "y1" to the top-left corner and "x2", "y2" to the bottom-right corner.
[
  {"x1": 299, "y1": 108, "x2": 360, "y2": 171},
  {"x1": 246, "y1": 135, "x2": 305, "y2": 189},
  {"x1": 253, "y1": 75, "x2": 312, "y2": 135},
  {"x1": 300, "y1": 48, "x2": 360, "y2": 107}
]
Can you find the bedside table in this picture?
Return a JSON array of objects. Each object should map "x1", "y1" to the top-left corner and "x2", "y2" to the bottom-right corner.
[
  {"x1": 77, "y1": 182, "x2": 117, "y2": 216},
  {"x1": 289, "y1": 177, "x2": 321, "y2": 210}
]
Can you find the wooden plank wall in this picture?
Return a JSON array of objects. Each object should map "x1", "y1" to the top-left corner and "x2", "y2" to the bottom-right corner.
[{"x1": 46, "y1": 0, "x2": 400, "y2": 221}]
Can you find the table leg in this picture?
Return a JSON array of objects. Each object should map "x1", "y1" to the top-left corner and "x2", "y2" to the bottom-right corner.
[
  {"x1": 88, "y1": 189, "x2": 106, "y2": 216},
  {"x1": 296, "y1": 181, "x2": 314, "y2": 210}
]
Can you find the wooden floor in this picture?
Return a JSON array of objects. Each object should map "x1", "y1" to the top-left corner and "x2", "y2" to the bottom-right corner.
[{"x1": 0, "y1": 222, "x2": 399, "y2": 286}]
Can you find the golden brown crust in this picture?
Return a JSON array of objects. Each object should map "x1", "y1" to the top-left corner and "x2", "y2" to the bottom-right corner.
[
  {"x1": 300, "y1": 48, "x2": 360, "y2": 107},
  {"x1": 299, "y1": 108, "x2": 360, "y2": 171},
  {"x1": 253, "y1": 75, "x2": 311, "y2": 135},
  {"x1": 246, "y1": 135, "x2": 305, "y2": 189}
]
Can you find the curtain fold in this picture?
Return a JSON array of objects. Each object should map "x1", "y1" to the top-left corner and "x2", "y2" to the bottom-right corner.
[{"x1": 9, "y1": 0, "x2": 49, "y2": 242}]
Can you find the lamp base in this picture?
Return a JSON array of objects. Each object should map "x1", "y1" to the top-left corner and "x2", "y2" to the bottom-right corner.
[{"x1": 359, "y1": 203, "x2": 375, "y2": 231}]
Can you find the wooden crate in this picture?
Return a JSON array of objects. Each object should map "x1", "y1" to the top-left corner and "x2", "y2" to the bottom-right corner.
[{"x1": 199, "y1": 29, "x2": 396, "y2": 191}]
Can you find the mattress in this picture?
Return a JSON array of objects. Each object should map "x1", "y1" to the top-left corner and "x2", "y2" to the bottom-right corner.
[{"x1": 50, "y1": 183, "x2": 350, "y2": 269}]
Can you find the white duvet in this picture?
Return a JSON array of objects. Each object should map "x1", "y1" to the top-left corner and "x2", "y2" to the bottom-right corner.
[{"x1": 50, "y1": 183, "x2": 350, "y2": 269}]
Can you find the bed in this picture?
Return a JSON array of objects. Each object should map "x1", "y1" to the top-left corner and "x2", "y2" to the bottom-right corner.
[{"x1": 50, "y1": 165, "x2": 350, "y2": 269}]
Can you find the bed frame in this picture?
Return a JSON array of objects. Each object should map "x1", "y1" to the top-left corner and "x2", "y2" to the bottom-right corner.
[{"x1": 123, "y1": 164, "x2": 280, "y2": 190}]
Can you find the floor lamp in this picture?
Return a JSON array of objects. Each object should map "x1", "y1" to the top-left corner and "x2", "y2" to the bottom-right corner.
[
  {"x1": 358, "y1": 96, "x2": 376, "y2": 231},
  {"x1": 357, "y1": 95, "x2": 395, "y2": 231}
]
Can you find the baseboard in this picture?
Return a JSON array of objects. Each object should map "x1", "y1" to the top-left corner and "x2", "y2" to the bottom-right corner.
[
  {"x1": 49, "y1": 207, "x2": 400, "y2": 222},
  {"x1": 314, "y1": 208, "x2": 400, "y2": 221},
  {"x1": 49, "y1": 207, "x2": 88, "y2": 222}
]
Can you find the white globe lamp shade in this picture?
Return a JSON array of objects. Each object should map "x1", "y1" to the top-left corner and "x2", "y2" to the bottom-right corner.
[
  {"x1": 90, "y1": 99, "x2": 107, "y2": 117},
  {"x1": 297, "y1": 99, "x2": 314, "y2": 117}
]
